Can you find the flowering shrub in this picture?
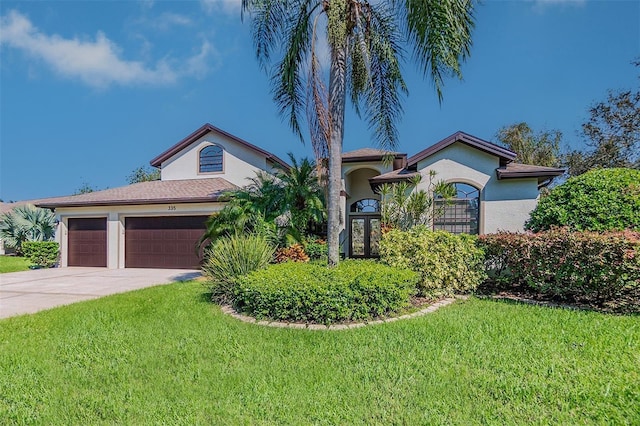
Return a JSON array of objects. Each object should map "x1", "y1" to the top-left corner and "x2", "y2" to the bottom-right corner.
[{"x1": 478, "y1": 228, "x2": 640, "y2": 312}]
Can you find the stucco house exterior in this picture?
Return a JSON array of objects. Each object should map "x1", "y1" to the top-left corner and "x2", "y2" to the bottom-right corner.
[{"x1": 33, "y1": 123, "x2": 563, "y2": 269}]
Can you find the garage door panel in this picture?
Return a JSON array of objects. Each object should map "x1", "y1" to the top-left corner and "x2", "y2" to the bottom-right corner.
[
  {"x1": 125, "y1": 216, "x2": 207, "y2": 269},
  {"x1": 68, "y1": 218, "x2": 107, "y2": 267}
]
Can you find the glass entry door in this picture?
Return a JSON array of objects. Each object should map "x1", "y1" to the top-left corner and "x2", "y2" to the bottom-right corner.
[{"x1": 349, "y1": 215, "x2": 381, "y2": 258}]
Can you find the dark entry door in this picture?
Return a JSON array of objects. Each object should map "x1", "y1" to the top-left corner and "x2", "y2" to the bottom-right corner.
[
  {"x1": 68, "y1": 218, "x2": 107, "y2": 267},
  {"x1": 125, "y1": 216, "x2": 207, "y2": 269},
  {"x1": 349, "y1": 215, "x2": 381, "y2": 258}
]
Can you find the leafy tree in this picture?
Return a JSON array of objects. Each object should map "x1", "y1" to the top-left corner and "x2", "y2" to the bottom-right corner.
[
  {"x1": 241, "y1": 0, "x2": 475, "y2": 265},
  {"x1": 73, "y1": 181, "x2": 97, "y2": 195},
  {"x1": 525, "y1": 168, "x2": 640, "y2": 232},
  {"x1": 564, "y1": 60, "x2": 640, "y2": 176},
  {"x1": 127, "y1": 166, "x2": 161, "y2": 184},
  {"x1": 496, "y1": 122, "x2": 562, "y2": 167},
  {"x1": 0, "y1": 204, "x2": 56, "y2": 254}
]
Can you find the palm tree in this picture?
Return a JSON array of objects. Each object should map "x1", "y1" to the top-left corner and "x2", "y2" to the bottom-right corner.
[
  {"x1": 277, "y1": 154, "x2": 325, "y2": 235},
  {"x1": 0, "y1": 204, "x2": 56, "y2": 254},
  {"x1": 198, "y1": 155, "x2": 325, "y2": 249},
  {"x1": 241, "y1": 0, "x2": 475, "y2": 265}
]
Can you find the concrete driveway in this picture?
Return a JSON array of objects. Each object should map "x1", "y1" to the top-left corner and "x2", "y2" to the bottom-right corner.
[{"x1": 0, "y1": 267, "x2": 201, "y2": 319}]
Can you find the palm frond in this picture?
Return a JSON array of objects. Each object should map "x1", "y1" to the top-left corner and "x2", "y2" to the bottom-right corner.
[{"x1": 401, "y1": 0, "x2": 475, "y2": 101}]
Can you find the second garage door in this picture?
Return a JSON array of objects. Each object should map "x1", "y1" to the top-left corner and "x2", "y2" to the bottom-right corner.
[{"x1": 125, "y1": 216, "x2": 208, "y2": 269}]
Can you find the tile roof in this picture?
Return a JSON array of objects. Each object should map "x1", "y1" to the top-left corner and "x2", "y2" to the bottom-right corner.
[
  {"x1": 35, "y1": 178, "x2": 238, "y2": 209},
  {"x1": 496, "y1": 163, "x2": 565, "y2": 180},
  {"x1": 368, "y1": 168, "x2": 420, "y2": 183},
  {"x1": 342, "y1": 148, "x2": 406, "y2": 163},
  {"x1": 149, "y1": 123, "x2": 289, "y2": 169},
  {"x1": 407, "y1": 131, "x2": 517, "y2": 166}
]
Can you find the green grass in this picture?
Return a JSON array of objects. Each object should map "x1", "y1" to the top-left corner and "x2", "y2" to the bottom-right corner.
[
  {"x1": 0, "y1": 255, "x2": 30, "y2": 273},
  {"x1": 1, "y1": 281, "x2": 638, "y2": 424}
]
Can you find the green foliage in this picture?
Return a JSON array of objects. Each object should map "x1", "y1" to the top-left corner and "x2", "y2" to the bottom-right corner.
[
  {"x1": 233, "y1": 260, "x2": 418, "y2": 324},
  {"x1": 304, "y1": 238, "x2": 327, "y2": 261},
  {"x1": 564, "y1": 60, "x2": 639, "y2": 176},
  {"x1": 526, "y1": 168, "x2": 640, "y2": 232},
  {"x1": 22, "y1": 241, "x2": 59, "y2": 268},
  {"x1": 478, "y1": 229, "x2": 640, "y2": 313},
  {"x1": 0, "y1": 204, "x2": 56, "y2": 254},
  {"x1": 380, "y1": 226, "x2": 486, "y2": 296},
  {"x1": 242, "y1": 0, "x2": 475, "y2": 266},
  {"x1": 378, "y1": 172, "x2": 454, "y2": 231},
  {"x1": 198, "y1": 156, "x2": 325, "y2": 251},
  {"x1": 202, "y1": 234, "x2": 275, "y2": 303},
  {"x1": 496, "y1": 122, "x2": 562, "y2": 167},
  {"x1": 127, "y1": 165, "x2": 160, "y2": 184},
  {"x1": 73, "y1": 181, "x2": 97, "y2": 195},
  {"x1": 1, "y1": 282, "x2": 639, "y2": 424}
]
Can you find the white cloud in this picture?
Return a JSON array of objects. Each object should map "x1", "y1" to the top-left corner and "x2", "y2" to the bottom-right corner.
[
  {"x1": 201, "y1": 0, "x2": 242, "y2": 16},
  {"x1": 0, "y1": 10, "x2": 212, "y2": 88},
  {"x1": 532, "y1": 0, "x2": 586, "y2": 11}
]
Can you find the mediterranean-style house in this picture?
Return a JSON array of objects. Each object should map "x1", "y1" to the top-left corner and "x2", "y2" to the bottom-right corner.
[{"x1": 31, "y1": 123, "x2": 563, "y2": 269}]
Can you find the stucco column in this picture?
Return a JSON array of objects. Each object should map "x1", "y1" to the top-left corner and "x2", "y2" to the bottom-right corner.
[{"x1": 107, "y1": 212, "x2": 120, "y2": 269}]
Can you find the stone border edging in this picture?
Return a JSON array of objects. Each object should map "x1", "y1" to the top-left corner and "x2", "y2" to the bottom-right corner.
[{"x1": 220, "y1": 295, "x2": 467, "y2": 330}]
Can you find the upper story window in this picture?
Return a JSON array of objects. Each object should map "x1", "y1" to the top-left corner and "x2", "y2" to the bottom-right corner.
[
  {"x1": 199, "y1": 145, "x2": 223, "y2": 173},
  {"x1": 434, "y1": 183, "x2": 480, "y2": 235},
  {"x1": 351, "y1": 198, "x2": 380, "y2": 213}
]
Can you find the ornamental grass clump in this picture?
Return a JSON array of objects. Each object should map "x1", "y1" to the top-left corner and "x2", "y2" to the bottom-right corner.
[
  {"x1": 202, "y1": 234, "x2": 275, "y2": 303},
  {"x1": 233, "y1": 260, "x2": 418, "y2": 324}
]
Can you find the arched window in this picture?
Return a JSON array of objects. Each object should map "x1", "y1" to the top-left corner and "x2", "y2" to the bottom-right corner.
[
  {"x1": 350, "y1": 198, "x2": 380, "y2": 213},
  {"x1": 199, "y1": 145, "x2": 223, "y2": 173},
  {"x1": 434, "y1": 183, "x2": 480, "y2": 234}
]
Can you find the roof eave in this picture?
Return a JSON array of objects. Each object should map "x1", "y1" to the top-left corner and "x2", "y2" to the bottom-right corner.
[
  {"x1": 149, "y1": 123, "x2": 290, "y2": 170},
  {"x1": 407, "y1": 131, "x2": 517, "y2": 167},
  {"x1": 36, "y1": 196, "x2": 229, "y2": 209}
]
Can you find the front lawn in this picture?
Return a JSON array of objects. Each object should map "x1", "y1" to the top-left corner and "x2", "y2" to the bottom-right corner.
[
  {"x1": 0, "y1": 255, "x2": 30, "y2": 273},
  {"x1": 1, "y1": 281, "x2": 638, "y2": 424}
]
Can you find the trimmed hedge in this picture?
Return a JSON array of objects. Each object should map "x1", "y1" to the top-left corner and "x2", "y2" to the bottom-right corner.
[
  {"x1": 21, "y1": 241, "x2": 59, "y2": 268},
  {"x1": 233, "y1": 260, "x2": 419, "y2": 324},
  {"x1": 379, "y1": 226, "x2": 486, "y2": 296},
  {"x1": 526, "y1": 168, "x2": 640, "y2": 232},
  {"x1": 478, "y1": 229, "x2": 640, "y2": 312}
]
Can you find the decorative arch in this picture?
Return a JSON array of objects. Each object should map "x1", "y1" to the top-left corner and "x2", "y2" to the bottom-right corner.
[
  {"x1": 434, "y1": 182, "x2": 480, "y2": 235},
  {"x1": 199, "y1": 144, "x2": 224, "y2": 173},
  {"x1": 350, "y1": 198, "x2": 380, "y2": 213}
]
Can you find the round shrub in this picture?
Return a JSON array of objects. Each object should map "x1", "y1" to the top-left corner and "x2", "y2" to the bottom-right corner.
[
  {"x1": 379, "y1": 226, "x2": 487, "y2": 296},
  {"x1": 202, "y1": 234, "x2": 275, "y2": 302},
  {"x1": 233, "y1": 260, "x2": 419, "y2": 324},
  {"x1": 526, "y1": 168, "x2": 640, "y2": 232}
]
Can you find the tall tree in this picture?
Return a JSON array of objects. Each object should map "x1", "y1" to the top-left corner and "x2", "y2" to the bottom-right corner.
[
  {"x1": 241, "y1": 0, "x2": 475, "y2": 265},
  {"x1": 496, "y1": 122, "x2": 562, "y2": 167},
  {"x1": 564, "y1": 60, "x2": 640, "y2": 176}
]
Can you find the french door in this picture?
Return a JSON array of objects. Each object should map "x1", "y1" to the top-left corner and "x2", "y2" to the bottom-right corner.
[{"x1": 349, "y1": 215, "x2": 381, "y2": 258}]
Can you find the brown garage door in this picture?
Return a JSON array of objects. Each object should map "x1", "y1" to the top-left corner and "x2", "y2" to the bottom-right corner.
[
  {"x1": 68, "y1": 218, "x2": 107, "y2": 267},
  {"x1": 125, "y1": 216, "x2": 207, "y2": 269}
]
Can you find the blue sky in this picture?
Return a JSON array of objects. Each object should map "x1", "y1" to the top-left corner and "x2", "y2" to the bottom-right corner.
[{"x1": 1, "y1": 0, "x2": 638, "y2": 202}]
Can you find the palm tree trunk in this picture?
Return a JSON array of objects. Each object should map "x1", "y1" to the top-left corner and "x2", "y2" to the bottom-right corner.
[{"x1": 327, "y1": 44, "x2": 347, "y2": 267}]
